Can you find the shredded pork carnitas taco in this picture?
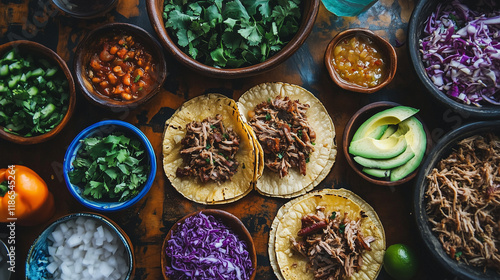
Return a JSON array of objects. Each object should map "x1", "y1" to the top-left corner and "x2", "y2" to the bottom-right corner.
[
  {"x1": 268, "y1": 188, "x2": 385, "y2": 280},
  {"x1": 247, "y1": 95, "x2": 316, "y2": 178},
  {"x1": 238, "y1": 83, "x2": 337, "y2": 198},
  {"x1": 176, "y1": 114, "x2": 240, "y2": 183},
  {"x1": 162, "y1": 94, "x2": 257, "y2": 204}
]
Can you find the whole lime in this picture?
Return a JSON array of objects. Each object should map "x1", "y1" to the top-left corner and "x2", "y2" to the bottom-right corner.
[{"x1": 383, "y1": 243, "x2": 418, "y2": 280}]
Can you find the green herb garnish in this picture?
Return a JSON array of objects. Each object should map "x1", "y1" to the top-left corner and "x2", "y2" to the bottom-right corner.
[
  {"x1": 134, "y1": 75, "x2": 141, "y2": 83},
  {"x1": 329, "y1": 212, "x2": 336, "y2": 220},
  {"x1": 277, "y1": 153, "x2": 283, "y2": 159},
  {"x1": 339, "y1": 223, "x2": 345, "y2": 234},
  {"x1": 454, "y1": 251, "x2": 462, "y2": 259},
  {"x1": 68, "y1": 133, "x2": 149, "y2": 202},
  {"x1": 163, "y1": 0, "x2": 302, "y2": 68},
  {"x1": 210, "y1": 125, "x2": 216, "y2": 129},
  {"x1": 266, "y1": 113, "x2": 271, "y2": 121},
  {"x1": 206, "y1": 144, "x2": 211, "y2": 150}
]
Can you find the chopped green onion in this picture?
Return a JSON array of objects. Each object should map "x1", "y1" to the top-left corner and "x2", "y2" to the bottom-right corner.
[{"x1": 134, "y1": 75, "x2": 141, "y2": 83}]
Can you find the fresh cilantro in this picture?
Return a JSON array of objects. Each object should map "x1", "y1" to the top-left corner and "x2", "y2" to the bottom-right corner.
[
  {"x1": 163, "y1": 0, "x2": 302, "y2": 68},
  {"x1": 329, "y1": 212, "x2": 336, "y2": 220},
  {"x1": 339, "y1": 223, "x2": 346, "y2": 234},
  {"x1": 205, "y1": 158, "x2": 210, "y2": 163},
  {"x1": 68, "y1": 132, "x2": 149, "y2": 202},
  {"x1": 206, "y1": 144, "x2": 211, "y2": 150},
  {"x1": 306, "y1": 157, "x2": 310, "y2": 163},
  {"x1": 266, "y1": 113, "x2": 271, "y2": 121},
  {"x1": 298, "y1": 130, "x2": 302, "y2": 138},
  {"x1": 312, "y1": 142, "x2": 316, "y2": 145},
  {"x1": 210, "y1": 125, "x2": 216, "y2": 129},
  {"x1": 455, "y1": 251, "x2": 462, "y2": 259},
  {"x1": 223, "y1": 133, "x2": 229, "y2": 139},
  {"x1": 277, "y1": 152, "x2": 283, "y2": 159}
]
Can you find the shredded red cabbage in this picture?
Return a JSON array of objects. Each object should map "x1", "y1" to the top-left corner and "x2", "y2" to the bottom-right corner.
[
  {"x1": 165, "y1": 212, "x2": 253, "y2": 280},
  {"x1": 420, "y1": 0, "x2": 500, "y2": 106}
]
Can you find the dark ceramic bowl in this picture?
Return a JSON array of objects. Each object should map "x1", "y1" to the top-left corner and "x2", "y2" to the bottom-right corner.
[
  {"x1": 161, "y1": 209, "x2": 257, "y2": 280},
  {"x1": 63, "y1": 120, "x2": 156, "y2": 211},
  {"x1": 74, "y1": 23, "x2": 167, "y2": 110},
  {"x1": 325, "y1": 28, "x2": 397, "y2": 93},
  {"x1": 343, "y1": 101, "x2": 430, "y2": 186},
  {"x1": 0, "y1": 41, "x2": 76, "y2": 145},
  {"x1": 147, "y1": 0, "x2": 319, "y2": 79},
  {"x1": 408, "y1": 0, "x2": 500, "y2": 118},
  {"x1": 25, "y1": 212, "x2": 135, "y2": 280},
  {"x1": 414, "y1": 120, "x2": 500, "y2": 279},
  {"x1": 51, "y1": 0, "x2": 118, "y2": 19}
]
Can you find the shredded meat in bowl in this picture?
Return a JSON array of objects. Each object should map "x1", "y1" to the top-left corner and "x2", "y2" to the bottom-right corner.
[
  {"x1": 425, "y1": 134, "x2": 500, "y2": 273},
  {"x1": 290, "y1": 206, "x2": 375, "y2": 279},
  {"x1": 176, "y1": 114, "x2": 240, "y2": 183},
  {"x1": 248, "y1": 96, "x2": 316, "y2": 178}
]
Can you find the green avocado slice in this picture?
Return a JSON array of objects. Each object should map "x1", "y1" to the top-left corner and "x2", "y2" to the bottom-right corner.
[
  {"x1": 353, "y1": 145, "x2": 415, "y2": 169},
  {"x1": 352, "y1": 106, "x2": 419, "y2": 142},
  {"x1": 349, "y1": 135, "x2": 407, "y2": 159},
  {"x1": 390, "y1": 117, "x2": 427, "y2": 181}
]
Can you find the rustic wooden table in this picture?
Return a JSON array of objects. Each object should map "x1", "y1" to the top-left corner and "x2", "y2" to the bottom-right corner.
[{"x1": 1, "y1": 0, "x2": 473, "y2": 279}]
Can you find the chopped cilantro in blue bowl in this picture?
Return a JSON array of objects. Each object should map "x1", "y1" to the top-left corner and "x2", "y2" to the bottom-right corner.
[{"x1": 63, "y1": 120, "x2": 156, "y2": 211}]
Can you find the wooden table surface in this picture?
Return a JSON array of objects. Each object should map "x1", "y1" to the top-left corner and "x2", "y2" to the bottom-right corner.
[{"x1": 0, "y1": 0, "x2": 476, "y2": 279}]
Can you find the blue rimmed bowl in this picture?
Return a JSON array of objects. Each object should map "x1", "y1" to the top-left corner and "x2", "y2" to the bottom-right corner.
[
  {"x1": 63, "y1": 120, "x2": 156, "y2": 211},
  {"x1": 25, "y1": 212, "x2": 135, "y2": 279}
]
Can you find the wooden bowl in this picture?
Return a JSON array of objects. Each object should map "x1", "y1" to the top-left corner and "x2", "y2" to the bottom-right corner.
[
  {"x1": 414, "y1": 120, "x2": 500, "y2": 279},
  {"x1": 25, "y1": 212, "x2": 135, "y2": 279},
  {"x1": 161, "y1": 209, "x2": 257, "y2": 280},
  {"x1": 325, "y1": 28, "x2": 397, "y2": 93},
  {"x1": 146, "y1": 0, "x2": 319, "y2": 79},
  {"x1": 342, "y1": 101, "x2": 430, "y2": 186},
  {"x1": 0, "y1": 41, "x2": 76, "y2": 145},
  {"x1": 74, "y1": 23, "x2": 167, "y2": 110}
]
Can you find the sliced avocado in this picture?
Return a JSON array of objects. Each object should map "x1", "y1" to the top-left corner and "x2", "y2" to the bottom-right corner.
[
  {"x1": 352, "y1": 106, "x2": 419, "y2": 142},
  {"x1": 390, "y1": 117, "x2": 427, "y2": 181},
  {"x1": 380, "y1": 125, "x2": 398, "y2": 139},
  {"x1": 349, "y1": 135, "x2": 407, "y2": 159},
  {"x1": 366, "y1": 124, "x2": 389, "y2": 139},
  {"x1": 353, "y1": 146, "x2": 415, "y2": 169},
  {"x1": 363, "y1": 168, "x2": 391, "y2": 178}
]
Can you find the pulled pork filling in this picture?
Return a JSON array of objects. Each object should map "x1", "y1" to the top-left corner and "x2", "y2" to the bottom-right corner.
[
  {"x1": 290, "y1": 206, "x2": 375, "y2": 279},
  {"x1": 426, "y1": 134, "x2": 500, "y2": 272},
  {"x1": 248, "y1": 96, "x2": 316, "y2": 178},
  {"x1": 176, "y1": 114, "x2": 240, "y2": 183}
]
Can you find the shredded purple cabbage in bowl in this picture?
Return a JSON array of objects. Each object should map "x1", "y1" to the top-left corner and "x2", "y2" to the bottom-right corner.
[
  {"x1": 420, "y1": 0, "x2": 500, "y2": 106},
  {"x1": 165, "y1": 212, "x2": 254, "y2": 280}
]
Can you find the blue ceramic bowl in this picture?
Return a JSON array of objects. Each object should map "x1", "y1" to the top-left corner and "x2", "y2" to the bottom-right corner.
[
  {"x1": 25, "y1": 212, "x2": 135, "y2": 280},
  {"x1": 64, "y1": 120, "x2": 156, "y2": 211}
]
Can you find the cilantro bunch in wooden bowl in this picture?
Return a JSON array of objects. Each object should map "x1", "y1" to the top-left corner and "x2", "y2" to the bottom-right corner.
[
  {"x1": 63, "y1": 120, "x2": 156, "y2": 212},
  {"x1": 147, "y1": 0, "x2": 319, "y2": 78}
]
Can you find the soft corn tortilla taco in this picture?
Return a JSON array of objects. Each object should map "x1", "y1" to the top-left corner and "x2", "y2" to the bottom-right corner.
[
  {"x1": 162, "y1": 94, "x2": 257, "y2": 204},
  {"x1": 237, "y1": 82, "x2": 336, "y2": 198},
  {"x1": 269, "y1": 188, "x2": 386, "y2": 280}
]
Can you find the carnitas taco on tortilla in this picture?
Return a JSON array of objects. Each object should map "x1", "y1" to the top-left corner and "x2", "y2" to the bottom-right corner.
[
  {"x1": 269, "y1": 188, "x2": 386, "y2": 280},
  {"x1": 162, "y1": 94, "x2": 257, "y2": 204},
  {"x1": 237, "y1": 82, "x2": 336, "y2": 198}
]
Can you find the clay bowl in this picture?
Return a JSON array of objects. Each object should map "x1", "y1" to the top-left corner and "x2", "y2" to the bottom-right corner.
[
  {"x1": 0, "y1": 40, "x2": 76, "y2": 145},
  {"x1": 414, "y1": 120, "x2": 500, "y2": 279},
  {"x1": 74, "y1": 23, "x2": 167, "y2": 110},
  {"x1": 325, "y1": 28, "x2": 397, "y2": 93},
  {"x1": 161, "y1": 209, "x2": 257, "y2": 280},
  {"x1": 408, "y1": 0, "x2": 500, "y2": 118},
  {"x1": 51, "y1": 0, "x2": 118, "y2": 19},
  {"x1": 25, "y1": 212, "x2": 135, "y2": 279},
  {"x1": 146, "y1": 0, "x2": 319, "y2": 79},
  {"x1": 342, "y1": 101, "x2": 430, "y2": 186}
]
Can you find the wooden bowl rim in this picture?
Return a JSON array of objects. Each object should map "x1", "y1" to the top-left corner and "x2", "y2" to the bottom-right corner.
[
  {"x1": 146, "y1": 0, "x2": 320, "y2": 79},
  {"x1": 324, "y1": 28, "x2": 397, "y2": 94},
  {"x1": 342, "y1": 101, "x2": 431, "y2": 186},
  {"x1": 73, "y1": 22, "x2": 167, "y2": 109},
  {"x1": 160, "y1": 209, "x2": 257, "y2": 280},
  {"x1": 0, "y1": 40, "x2": 76, "y2": 145}
]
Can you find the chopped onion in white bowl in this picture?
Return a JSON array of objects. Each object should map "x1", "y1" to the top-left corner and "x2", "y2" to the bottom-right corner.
[{"x1": 45, "y1": 216, "x2": 129, "y2": 280}]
